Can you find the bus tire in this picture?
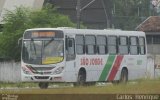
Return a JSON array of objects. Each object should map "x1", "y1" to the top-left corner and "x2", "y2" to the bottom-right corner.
[
  {"x1": 39, "y1": 82, "x2": 49, "y2": 89},
  {"x1": 74, "y1": 69, "x2": 86, "y2": 86},
  {"x1": 120, "y1": 68, "x2": 128, "y2": 83}
]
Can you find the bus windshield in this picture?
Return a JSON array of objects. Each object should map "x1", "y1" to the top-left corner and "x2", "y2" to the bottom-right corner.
[{"x1": 22, "y1": 39, "x2": 64, "y2": 65}]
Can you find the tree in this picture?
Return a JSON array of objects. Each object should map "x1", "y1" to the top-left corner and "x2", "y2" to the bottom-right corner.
[{"x1": 0, "y1": 5, "x2": 76, "y2": 61}]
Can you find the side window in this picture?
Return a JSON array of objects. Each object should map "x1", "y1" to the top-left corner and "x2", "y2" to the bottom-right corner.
[
  {"x1": 76, "y1": 35, "x2": 85, "y2": 54},
  {"x1": 119, "y1": 36, "x2": 128, "y2": 54},
  {"x1": 139, "y1": 37, "x2": 146, "y2": 55},
  {"x1": 97, "y1": 35, "x2": 107, "y2": 54},
  {"x1": 129, "y1": 36, "x2": 138, "y2": 55},
  {"x1": 108, "y1": 36, "x2": 117, "y2": 54},
  {"x1": 85, "y1": 35, "x2": 96, "y2": 54}
]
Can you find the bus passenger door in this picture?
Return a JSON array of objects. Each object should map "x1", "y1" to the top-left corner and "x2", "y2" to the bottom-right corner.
[{"x1": 64, "y1": 37, "x2": 76, "y2": 82}]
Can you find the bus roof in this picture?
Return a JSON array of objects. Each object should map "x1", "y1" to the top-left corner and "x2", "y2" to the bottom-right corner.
[{"x1": 25, "y1": 28, "x2": 145, "y2": 37}]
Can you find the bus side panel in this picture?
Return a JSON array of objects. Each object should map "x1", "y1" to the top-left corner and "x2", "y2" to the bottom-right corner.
[
  {"x1": 75, "y1": 55, "x2": 110, "y2": 82},
  {"x1": 114, "y1": 55, "x2": 147, "y2": 81},
  {"x1": 63, "y1": 54, "x2": 147, "y2": 82},
  {"x1": 63, "y1": 60, "x2": 77, "y2": 82},
  {"x1": 128, "y1": 55, "x2": 147, "y2": 80}
]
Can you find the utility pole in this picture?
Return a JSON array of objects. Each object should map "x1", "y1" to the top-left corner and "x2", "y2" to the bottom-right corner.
[
  {"x1": 76, "y1": 0, "x2": 96, "y2": 29},
  {"x1": 76, "y1": 0, "x2": 81, "y2": 29},
  {"x1": 101, "y1": 0, "x2": 110, "y2": 28}
]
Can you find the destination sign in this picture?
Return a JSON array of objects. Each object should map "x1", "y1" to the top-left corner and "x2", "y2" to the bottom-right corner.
[{"x1": 24, "y1": 30, "x2": 64, "y2": 39}]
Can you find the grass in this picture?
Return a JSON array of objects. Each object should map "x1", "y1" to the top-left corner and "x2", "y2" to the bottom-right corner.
[
  {"x1": 0, "y1": 82, "x2": 38, "y2": 88},
  {"x1": 0, "y1": 79, "x2": 160, "y2": 94}
]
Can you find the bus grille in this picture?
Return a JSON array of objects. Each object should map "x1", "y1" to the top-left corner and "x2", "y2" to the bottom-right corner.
[
  {"x1": 26, "y1": 66, "x2": 54, "y2": 75},
  {"x1": 34, "y1": 72, "x2": 52, "y2": 75},
  {"x1": 34, "y1": 76, "x2": 49, "y2": 79},
  {"x1": 33, "y1": 67, "x2": 54, "y2": 71}
]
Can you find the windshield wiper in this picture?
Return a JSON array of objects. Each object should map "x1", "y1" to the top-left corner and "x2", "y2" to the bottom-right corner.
[{"x1": 44, "y1": 38, "x2": 54, "y2": 47}]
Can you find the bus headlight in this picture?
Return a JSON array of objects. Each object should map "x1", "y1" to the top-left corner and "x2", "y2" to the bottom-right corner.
[
  {"x1": 53, "y1": 67, "x2": 64, "y2": 74},
  {"x1": 22, "y1": 66, "x2": 32, "y2": 75}
]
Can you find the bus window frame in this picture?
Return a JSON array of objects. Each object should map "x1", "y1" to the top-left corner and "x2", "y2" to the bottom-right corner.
[
  {"x1": 118, "y1": 36, "x2": 129, "y2": 55},
  {"x1": 75, "y1": 35, "x2": 85, "y2": 55},
  {"x1": 85, "y1": 35, "x2": 97, "y2": 55},
  {"x1": 96, "y1": 35, "x2": 108, "y2": 55},
  {"x1": 129, "y1": 36, "x2": 139, "y2": 55},
  {"x1": 107, "y1": 35, "x2": 118, "y2": 55},
  {"x1": 139, "y1": 36, "x2": 146, "y2": 55}
]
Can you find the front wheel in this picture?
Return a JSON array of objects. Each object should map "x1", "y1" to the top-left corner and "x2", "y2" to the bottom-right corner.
[
  {"x1": 39, "y1": 82, "x2": 49, "y2": 89},
  {"x1": 74, "y1": 70, "x2": 86, "y2": 86}
]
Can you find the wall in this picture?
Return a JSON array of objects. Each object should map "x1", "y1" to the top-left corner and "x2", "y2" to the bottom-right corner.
[
  {"x1": 147, "y1": 44, "x2": 160, "y2": 54},
  {"x1": 147, "y1": 44, "x2": 160, "y2": 66},
  {"x1": 147, "y1": 55, "x2": 155, "y2": 79},
  {"x1": 0, "y1": 62, "x2": 21, "y2": 82},
  {"x1": 0, "y1": 60, "x2": 158, "y2": 83},
  {"x1": 0, "y1": 0, "x2": 5, "y2": 14}
]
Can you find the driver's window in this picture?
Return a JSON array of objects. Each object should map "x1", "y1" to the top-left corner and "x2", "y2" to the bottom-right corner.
[
  {"x1": 68, "y1": 39, "x2": 75, "y2": 55},
  {"x1": 66, "y1": 38, "x2": 75, "y2": 61}
]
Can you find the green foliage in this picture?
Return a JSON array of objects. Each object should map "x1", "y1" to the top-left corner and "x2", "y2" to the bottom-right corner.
[
  {"x1": 0, "y1": 5, "x2": 76, "y2": 61},
  {"x1": 29, "y1": 4, "x2": 75, "y2": 28}
]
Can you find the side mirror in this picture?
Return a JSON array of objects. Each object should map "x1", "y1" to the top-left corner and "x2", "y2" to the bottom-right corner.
[{"x1": 18, "y1": 37, "x2": 22, "y2": 46}]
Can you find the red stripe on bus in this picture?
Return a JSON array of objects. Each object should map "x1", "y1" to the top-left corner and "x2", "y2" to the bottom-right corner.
[{"x1": 108, "y1": 55, "x2": 124, "y2": 81}]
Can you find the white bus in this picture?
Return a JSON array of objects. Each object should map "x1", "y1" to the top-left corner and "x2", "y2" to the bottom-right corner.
[{"x1": 21, "y1": 28, "x2": 147, "y2": 88}]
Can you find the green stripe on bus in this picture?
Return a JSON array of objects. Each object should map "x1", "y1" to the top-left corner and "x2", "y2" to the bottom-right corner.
[{"x1": 99, "y1": 55, "x2": 115, "y2": 81}]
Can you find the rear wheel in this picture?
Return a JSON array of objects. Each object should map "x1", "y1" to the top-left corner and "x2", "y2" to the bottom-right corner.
[
  {"x1": 39, "y1": 82, "x2": 49, "y2": 89},
  {"x1": 120, "y1": 69, "x2": 128, "y2": 83}
]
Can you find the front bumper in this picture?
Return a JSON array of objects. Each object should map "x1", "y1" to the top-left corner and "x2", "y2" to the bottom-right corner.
[{"x1": 21, "y1": 74, "x2": 64, "y2": 82}]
